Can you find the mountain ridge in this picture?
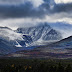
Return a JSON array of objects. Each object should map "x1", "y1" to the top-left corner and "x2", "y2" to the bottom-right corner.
[{"x1": 16, "y1": 23, "x2": 62, "y2": 42}]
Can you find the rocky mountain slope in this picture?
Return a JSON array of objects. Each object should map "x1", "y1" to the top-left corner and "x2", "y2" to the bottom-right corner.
[{"x1": 17, "y1": 23, "x2": 62, "y2": 43}]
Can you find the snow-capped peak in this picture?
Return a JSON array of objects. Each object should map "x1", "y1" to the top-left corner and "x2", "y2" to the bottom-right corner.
[{"x1": 17, "y1": 22, "x2": 62, "y2": 43}]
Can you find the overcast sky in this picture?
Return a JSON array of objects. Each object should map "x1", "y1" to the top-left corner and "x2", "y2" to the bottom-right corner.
[{"x1": 0, "y1": 0, "x2": 72, "y2": 29}]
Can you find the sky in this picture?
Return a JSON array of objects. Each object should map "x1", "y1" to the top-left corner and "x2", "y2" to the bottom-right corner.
[{"x1": 0, "y1": 0, "x2": 72, "y2": 29}]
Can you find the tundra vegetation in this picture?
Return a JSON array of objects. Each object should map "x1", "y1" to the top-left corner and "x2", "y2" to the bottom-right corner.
[{"x1": 0, "y1": 58, "x2": 72, "y2": 72}]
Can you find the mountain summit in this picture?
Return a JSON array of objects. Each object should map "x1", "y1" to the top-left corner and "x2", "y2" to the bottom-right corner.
[{"x1": 17, "y1": 23, "x2": 62, "y2": 42}]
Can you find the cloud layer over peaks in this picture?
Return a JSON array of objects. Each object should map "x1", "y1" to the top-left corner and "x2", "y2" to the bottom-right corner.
[{"x1": 0, "y1": 0, "x2": 72, "y2": 30}]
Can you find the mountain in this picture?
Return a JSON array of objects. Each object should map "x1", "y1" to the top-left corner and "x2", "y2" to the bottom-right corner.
[
  {"x1": 7, "y1": 36, "x2": 72, "y2": 58},
  {"x1": 37, "y1": 36, "x2": 72, "y2": 54},
  {"x1": 49, "y1": 22, "x2": 72, "y2": 38},
  {"x1": 16, "y1": 23, "x2": 62, "y2": 43},
  {"x1": 18, "y1": 34, "x2": 33, "y2": 47},
  {"x1": 29, "y1": 36, "x2": 72, "y2": 59},
  {"x1": 0, "y1": 27, "x2": 34, "y2": 55},
  {"x1": 49, "y1": 36, "x2": 72, "y2": 48},
  {"x1": 0, "y1": 39, "x2": 16, "y2": 55},
  {"x1": 0, "y1": 27, "x2": 32, "y2": 47}
]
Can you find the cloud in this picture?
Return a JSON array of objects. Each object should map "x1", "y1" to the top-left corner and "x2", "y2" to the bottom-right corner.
[
  {"x1": 55, "y1": 0, "x2": 72, "y2": 4},
  {"x1": 0, "y1": 0, "x2": 72, "y2": 19},
  {"x1": 0, "y1": 12, "x2": 72, "y2": 30},
  {"x1": 42, "y1": 0, "x2": 72, "y2": 14},
  {"x1": 0, "y1": 1, "x2": 45, "y2": 18},
  {"x1": 0, "y1": 0, "x2": 72, "y2": 39},
  {"x1": 53, "y1": 3, "x2": 72, "y2": 13},
  {"x1": 0, "y1": 0, "x2": 72, "y2": 30},
  {"x1": 0, "y1": 18, "x2": 35, "y2": 29},
  {"x1": 0, "y1": 2, "x2": 33, "y2": 18},
  {"x1": 29, "y1": 0, "x2": 44, "y2": 7},
  {"x1": 0, "y1": 0, "x2": 44, "y2": 7},
  {"x1": 0, "y1": 0, "x2": 25, "y2": 5}
]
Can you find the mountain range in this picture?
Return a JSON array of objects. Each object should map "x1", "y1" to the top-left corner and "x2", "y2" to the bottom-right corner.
[
  {"x1": 7, "y1": 36, "x2": 72, "y2": 58},
  {"x1": 0, "y1": 22, "x2": 72, "y2": 58},
  {"x1": 0, "y1": 23, "x2": 62, "y2": 55}
]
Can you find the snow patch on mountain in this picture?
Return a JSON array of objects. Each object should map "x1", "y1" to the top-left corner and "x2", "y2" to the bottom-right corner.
[
  {"x1": 0, "y1": 27, "x2": 32, "y2": 47},
  {"x1": 0, "y1": 27, "x2": 23, "y2": 41}
]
